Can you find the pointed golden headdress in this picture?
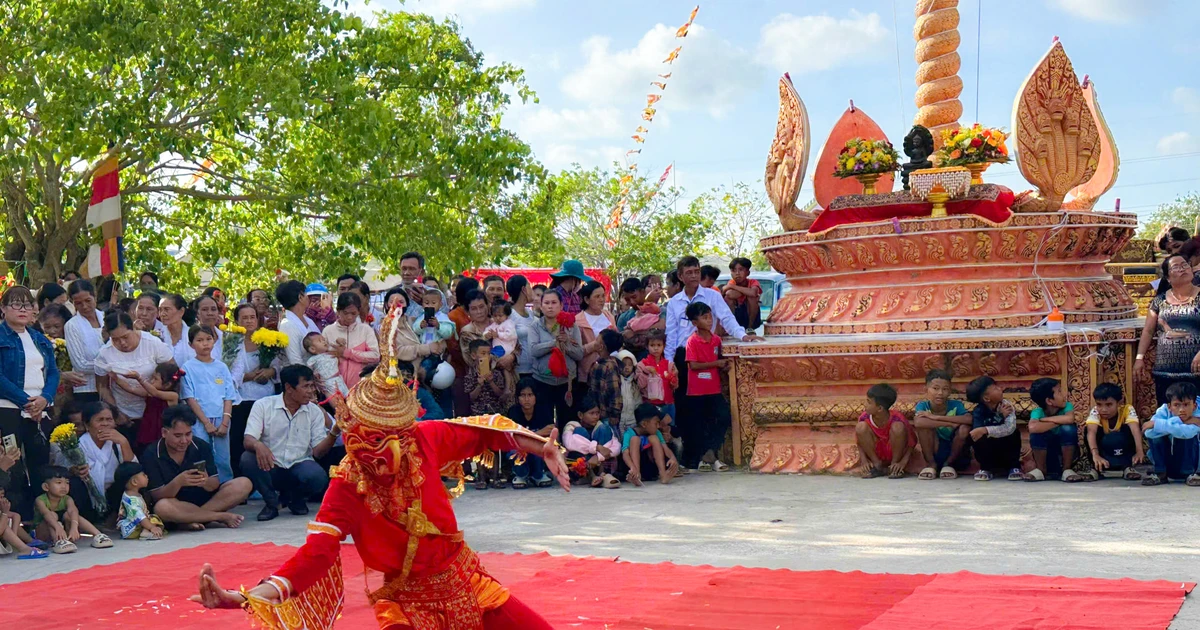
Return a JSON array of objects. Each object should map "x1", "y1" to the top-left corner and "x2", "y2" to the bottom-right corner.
[{"x1": 341, "y1": 306, "x2": 419, "y2": 431}]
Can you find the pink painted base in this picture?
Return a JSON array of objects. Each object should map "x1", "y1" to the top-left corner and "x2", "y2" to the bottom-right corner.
[{"x1": 749, "y1": 424, "x2": 1037, "y2": 475}]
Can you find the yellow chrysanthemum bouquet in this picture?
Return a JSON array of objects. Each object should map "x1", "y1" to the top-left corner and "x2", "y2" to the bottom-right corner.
[
  {"x1": 50, "y1": 423, "x2": 108, "y2": 511},
  {"x1": 250, "y1": 328, "x2": 289, "y2": 370},
  {"x1": 218, "y1": 322, "x2": 248, "y2": 368}
]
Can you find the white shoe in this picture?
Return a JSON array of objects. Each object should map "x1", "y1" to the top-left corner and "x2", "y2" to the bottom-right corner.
[
  {"x1": 713, "y1": 460, "x2": 730, "y2": 472},
  {"x1": 697, "y1": 461, "x2": 713, "y2": 472}
]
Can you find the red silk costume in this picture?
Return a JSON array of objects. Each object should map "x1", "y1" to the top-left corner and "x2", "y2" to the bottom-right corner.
[{"x1": 237, "y1": 308, "x2": 555, "y2": 630}]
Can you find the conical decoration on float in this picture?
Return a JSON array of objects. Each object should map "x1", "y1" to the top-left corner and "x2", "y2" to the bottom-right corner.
[
  {"x1": 1011, "y1": 40, "x2": 1101, "y2": 213},
  {"x1": 913, "y1": 0, "x2": 963, "y2": 147},
  {"x1": 765, "y1": 72, "x2": 814, "y2": 232},
  {"x1": 813, "y1": 103, "x2": 894, "y2": 210},
  {"x1": 1063, "y1": 76, "x2": 1120, "y2": 210}
]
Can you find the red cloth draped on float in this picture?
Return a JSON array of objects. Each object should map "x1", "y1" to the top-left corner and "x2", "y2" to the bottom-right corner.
[{"x1": 807, "y1": 184, "x2": 1015, "y2": 235}]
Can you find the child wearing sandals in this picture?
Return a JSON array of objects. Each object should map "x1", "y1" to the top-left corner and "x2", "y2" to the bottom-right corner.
[
  {"x1": 33, "y1": 466, "x2": 113, "y2": 553},
  {"x1": 0, "y1": 487, "x2": 48, "y2": 559},
  {"x1": 620, "y1": 403, "x2": 679, "y2": 486},
  {"x1": 1026, "y1": 377, "x2": 1084, "y2": 482},
  {"x1": 1140, "y1": 381, "x2": 1200, "y2": 486},
  {"x1": 914, "y1": 369, "x2": 972, "y2": 480},
  {"x1": 855, "y1": 383, "x2": 915, "y2": 479},
  {"x1": 966, "y1": 376, "x2": 1023, "y2": 481},
  {"x1": 562, "y1": 395, "x2": 623, "y2": 489},
  {"x1": 108, "y1": 462, "x2": 165, "y2": 540},
  {"x1": 1084, "y1": 383, "x2": 1145, "y2": 481}
]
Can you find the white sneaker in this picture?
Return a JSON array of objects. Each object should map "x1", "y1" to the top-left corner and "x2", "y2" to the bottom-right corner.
[{"x1": 713, "y1": 460, "x2": 730, "y2": 472}]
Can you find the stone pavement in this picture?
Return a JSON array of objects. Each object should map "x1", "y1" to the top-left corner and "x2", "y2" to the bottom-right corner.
[{"x1": 8, "y1": 473, "x2": 1200, "y2": 627}]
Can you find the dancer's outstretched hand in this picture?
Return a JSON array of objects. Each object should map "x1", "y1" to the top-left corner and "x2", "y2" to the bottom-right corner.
[
  {"x1": 542, "y1": 428, "x2": 571, "y2": 493},
  {"x1": 190, "y1": 563, "x2": 246, "y2": 609}
]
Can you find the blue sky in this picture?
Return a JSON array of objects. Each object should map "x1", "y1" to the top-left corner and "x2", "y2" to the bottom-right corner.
[{"x1": 346, "y1": 0, "x2": 1200, "y2": 224}]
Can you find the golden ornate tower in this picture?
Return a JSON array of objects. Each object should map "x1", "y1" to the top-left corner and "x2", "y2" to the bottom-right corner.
[{"x1": 913, "y1": 0, "x2": 963, "y2": 146}]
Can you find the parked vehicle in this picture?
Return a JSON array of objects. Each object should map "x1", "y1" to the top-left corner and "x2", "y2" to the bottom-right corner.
[{"x1": 715, "y1": 270, "x2": 787, "y2": 334}]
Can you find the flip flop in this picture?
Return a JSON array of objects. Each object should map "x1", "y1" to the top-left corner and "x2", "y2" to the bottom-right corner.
[
  {"x1": 28, "y1": 538, "x2": 49, "y2": 551},
  {"x1": 17, "y1": 548, "x2": 49, "y2": 560},
  {"x1": 918, "y1": 467, "x2": 937, "y2": 480}
]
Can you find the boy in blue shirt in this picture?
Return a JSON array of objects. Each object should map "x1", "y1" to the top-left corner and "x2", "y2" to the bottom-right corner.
[
  {"x1": 1026, "y1": 377, "x2": 1084, "y2": 482},
  {"x1": 619, "y1": 403, "x2": 678, "y2": 485},
  {"x1": 913, "y1": 369, "x2": 971, "y2": 480},
  {"x1": 1141, "y1": 381, "x2": 1200, "y2": 486}
]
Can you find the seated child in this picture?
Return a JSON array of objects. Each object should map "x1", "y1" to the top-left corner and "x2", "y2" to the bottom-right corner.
[
  {"x1": 33, "y1": 466, "x2": 113, "y2": 553},
  {"x1": 855, "y1": 383, "x2": 916, "y2": 479},
  {"x1": 913, "y1": 369, "x2": 971, "y2": 480},
  {"x1": 1084, "y1": 383, "x2": 1145, "y2": 480},
  {"x1": 722, "y1": 257, "x2": 763, "y2": 330},
  {"x1": 562, "y1": 395, "x2": 622, "y2": 489},
  {"x1": 616, "y1": 349, "x2": 643, "y2": 434},
  {"x1": 1141, "y1": 381, "x2": 1200, "y2": 486},
  {"x1": 965, "y1": 376, "x2": 1022, "y2": 481},
  {"x1": 303, "y1": 332, "x2": 349, "y2": 400},
  {"x1": 507, "y1": 379, "x2": 555, "y2": 489},
  {"x1": 0, "y1": 487, "x2": 48, "y2": 559},
  {"x1": 638, "y1": 332, "x2": 681, "y2": 460},
  {"x1": 620, "y1": 403, "x2": 679, "y2": 486},
  {"x1": 108, "y1": 462, "x2": 165, "y2": 540},
  {"x1": 1026, "y1": 377, "x2": 1083, "y2": 482},
  {"x1": 484, "y1": 300, "x2": 517, "y2": 358},
  {"x1": 414, "y1": 288, "x2": 455, "y2": 345}
]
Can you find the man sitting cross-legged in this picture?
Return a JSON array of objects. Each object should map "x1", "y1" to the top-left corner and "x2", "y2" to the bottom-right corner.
[
  {"x1": 241, "y1": 365, "x2": 336, "y2": 522},
  {"x1": 142, "y1": 405, "x2": 252, "y2": 530}
]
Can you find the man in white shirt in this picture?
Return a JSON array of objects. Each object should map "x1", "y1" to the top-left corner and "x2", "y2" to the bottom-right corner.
[
  {"x1": 275, "y1": 280, "x2": 320, "y2": 366},
  {"x1": 241, "y1": 364, "x2": 336, "y2": 521},
  {"x1": 664, "y1": 256, "x2": 757, "y2": 360}
]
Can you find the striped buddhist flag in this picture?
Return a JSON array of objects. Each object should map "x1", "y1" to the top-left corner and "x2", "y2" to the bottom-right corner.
[{"x1": 84, "y1": 155, "x2": 124, "y2": 278}]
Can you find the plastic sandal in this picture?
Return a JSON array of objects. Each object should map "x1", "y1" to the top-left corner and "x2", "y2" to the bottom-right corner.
[
  {"x1": 28, "y1": 538, "x2": 49, "y2": 550},
  {"x1": 1007, "y1": 468, "x2": 1024, "y2": 481},
  {"x1": 918, "y1": 467, "x2": 937, "y2": 480},
  {"x1": 1122, "y1": 467, "x2": 1142, "y2": 481},
  {"x1": 601, "y1": 473, "x2": 621, "y2": 489},
  {"x1": 712, "y1": 460, "x2": 730, "y2": 472},
  {"x1": 511, "y1": 477, "x2": 528, "y2": 489},
  {"x1": 1061, "y1": 469, "x2": 1085, "y2": 483},
  {"x1": 1187, "y1": 474, "x2": 1200, "y2": 487},
  {"x1": 1023, "y1": 468, "x2": 1046, "y2": 482},
  {"x1": 939, "y1": 466, "x2": 958, "y2": 479},
  {"x1": 52, "y1": 539, "x2": 77, "y2": 554},
  {"x1": 91, "y1": 533, "x2": 114, "y2": 549},
  {"x1": 1141, "y1": 473, "x2": 1163, "y2": 486},
  {"x1": 974, "y1": 470, "x2": 993, "y2": 481},
  {"x1": 17, "y1": 548, "x2": 49, "y2": 560},
  {"x1": 534, "y1": 476, "x2": 555, "y2": 488}
]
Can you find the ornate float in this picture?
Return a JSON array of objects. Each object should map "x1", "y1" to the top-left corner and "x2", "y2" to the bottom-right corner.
[{"x1": 728, "y1": 3, "x2": 1147, "y2": 474}]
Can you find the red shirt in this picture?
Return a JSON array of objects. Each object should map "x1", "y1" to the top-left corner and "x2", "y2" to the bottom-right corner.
[
  {"x1": 685, "y1": 331, "x2": 722, "y2": 396},
  {"x1": 726, "y1": 278, "x2": 762, "y2": 306},
  {"x1": 640, "y1": 354, "x2": 677, "y2": 404}
]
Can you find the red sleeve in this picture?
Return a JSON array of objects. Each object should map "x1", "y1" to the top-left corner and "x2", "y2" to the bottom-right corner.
[
  {"x1": 684, "y1": 334, "x2": 698, "y2": 361},
  {"x1": 273, "y1": 479, "x2": 359, "y2": 597},
  {"x1": 419, "y1": 420, "x2": 519, "y2": 467}
]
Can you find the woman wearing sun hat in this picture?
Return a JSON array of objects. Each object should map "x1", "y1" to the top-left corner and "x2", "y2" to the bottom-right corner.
[{"x1": 549, "y1": 260, "x2": 592, "y2": 316}]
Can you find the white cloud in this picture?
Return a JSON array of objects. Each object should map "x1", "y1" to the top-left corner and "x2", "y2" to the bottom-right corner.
[
  {"x1": 1157, "y1": 132, "x2": 1200, "y2": 154},
  {"x1": 560, "y1": 24, "x2": 760, "y2": 118},
  {"x1": 1172, "y1": 87, "x2": 1200, "y2": 114},
  {"x1": 514, "y1": 106, "x2": 625, "y2": 142},
  {"x1": 1047, "y1": 0, "x2": 1162, "y2": 23},
  {"x1": 756, "y1": 11, "x2": 890, "y2": 74},
  {"x1": 542, "y1": 144, "x2": 625, "y2": 171}
]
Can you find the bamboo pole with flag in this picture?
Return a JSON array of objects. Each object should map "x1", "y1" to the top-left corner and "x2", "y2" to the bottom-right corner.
[{"x1": 84, "y1": 155, "x2": 124, "y2": 278}]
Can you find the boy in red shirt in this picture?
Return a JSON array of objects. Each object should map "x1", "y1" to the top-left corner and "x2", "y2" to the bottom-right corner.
[
  {"x1": 683, "y1": 302, "x2": 731, "y2": 473},
  {"x1": 722, "y1": 257, "x2": 763, "y2": 330},
  {"x1": 855, "y1": 383, "x2": 916, "y2": 479}
]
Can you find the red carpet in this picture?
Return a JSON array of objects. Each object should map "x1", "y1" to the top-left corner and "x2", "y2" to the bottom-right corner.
[{"x1": 3, "y1": 542, "x2": 1192, "y2": 630}]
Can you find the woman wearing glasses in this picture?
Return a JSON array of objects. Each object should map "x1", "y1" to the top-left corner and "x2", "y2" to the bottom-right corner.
[
  {"x1": 1136, "y1": 254, "x2": 1200, "y2": 405},
  {"x1": 0, "y1": 286, "x2": 61, "y2": 517}
]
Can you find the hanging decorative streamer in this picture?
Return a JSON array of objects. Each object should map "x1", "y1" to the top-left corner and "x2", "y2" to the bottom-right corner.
[{"x1": 606, "y1": 5, "x2": 699, "y2": 248}]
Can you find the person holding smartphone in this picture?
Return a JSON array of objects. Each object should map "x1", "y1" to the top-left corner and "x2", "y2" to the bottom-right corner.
[{"x1": 142, "y1": 405, "x2": 251, "y2": 531}]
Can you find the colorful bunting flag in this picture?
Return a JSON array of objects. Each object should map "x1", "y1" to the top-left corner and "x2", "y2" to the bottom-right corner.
[
  {"x1": 635, "y1": 126, "x2": 648, "y2": 133},
  {"x1": 646, "y1": 94, "x2": 662, "y2": 106},
  {"x1": 626, "y1": 149, "x2": 641, "y2": 156},
  {"x1": 657, "y1": 163, "x2": 673, "y2": 186},
  {"x1": 84, "y1": 155, "x2": 124, "y2": 278},
  {"x1": 631, "y1": 135, "x2": 645, "y2": 143},
  {"x1": 642, "y1": 108, "x2": 657, "y2": 121},
  {"x1": 662, "y1": 46, "x2": 682, "y2": 63},
  {"x1": 651, "y1": 81, "x2": 667, "y2": 90},
  {"x1": 658, "y1": 73, "x2": 672, "y2": 79},
  {"x1": 675, "y1": 23, "x2": 690, "y2": 38}
]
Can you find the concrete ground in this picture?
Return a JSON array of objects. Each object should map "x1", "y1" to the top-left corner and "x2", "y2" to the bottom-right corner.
[{"x1": 8, "y1": 473, "x2": 1200, "y2": 628}]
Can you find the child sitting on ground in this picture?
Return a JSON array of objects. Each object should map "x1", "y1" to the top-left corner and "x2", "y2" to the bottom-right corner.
[
  {"x1": 1026, "y1": 377, "x2": 1084, "y2": 482},
  {"x1": 616, "y1": 349, "x2": 643, "y2": 434},
  {"x1": 620, "y1": 403, "x2": 679, "y2": 486},
  {"x1": 966, "y1": 376, "x2": 1022, "y2": 481},
  {"x1": 414, "y1": 289, "x2": 455, "y2": 345},
  {"x1": 913, "y1": 369, "x2": 972, "y2": 480},
  {"x1": 855, "y1": 383, "x2": 916, "y2": 479},
  {"x1": 1085, "y1": 383, "x2": 1145, "y2": 481},
  {"x1": 34, "y1": 466, "x2": 112, "y2": 553},
  {"x1": 303, "y1": 332, "x2": 349, "y2": 401},
  {"x1": 506, "y1": 379, "x2": 555, "y2": 489},
  {"x1": 484, "y1": 300, "x2": 518, "y2": 358},
  {"x1": 108, "y1": 461, "x2": 165, "y2": 540},
  {"x1": 0, "y1": 487, "x2": 48, "y2": 559},
  {"x1": 1140, "y1": 382, "x2": 1199, "y2": 486},
  {"x1": 562, "y1": 395, "x2": 622, "y2": 489}
]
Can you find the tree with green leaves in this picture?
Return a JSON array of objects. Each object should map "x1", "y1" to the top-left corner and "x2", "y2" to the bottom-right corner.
[
  {"x1": 1136, "y1": 192, "x2": 1200, "y2": 243},
  {"x1": 691, "y1": 181, "x2": 776, "y2": 270},
  {"x1": 511, "y1": 164, "x2": 712, "y2": 284},
  {"x1": 0, "y1": 0, "x2": 542, "y2": 294}
]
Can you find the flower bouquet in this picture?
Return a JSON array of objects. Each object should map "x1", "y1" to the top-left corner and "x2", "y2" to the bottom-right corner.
[
  {"x1": 218, "y1": 323, "x2": 246, "y2": 368},
  {"x1": 250, "y1": 328, "x2": 289, "y2": 370},
  {"x1": 937, "y1": 124, "x2": 1010, "y2": 184},
  {"x1": 834, "y1": 138, "x2": 900, "y2": 194},
  {"x1": 52, "y1": 338, "x2": 72, "y2": 373},
  {"x1": 49, "y1": 423, "x2": 107, "y2": 514},
  {"x1": 547, "y1": 311, "x2": 576, "y2": 379}
]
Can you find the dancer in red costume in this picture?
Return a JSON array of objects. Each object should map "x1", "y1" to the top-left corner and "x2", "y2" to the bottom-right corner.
[{"x1": 191, "y1": 307, "x2": 567, "y2": 629}]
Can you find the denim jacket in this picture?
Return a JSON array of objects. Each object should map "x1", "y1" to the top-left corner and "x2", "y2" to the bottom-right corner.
[{"x1": 0, "y1": 321, "x2": 60, "y2": 407}]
